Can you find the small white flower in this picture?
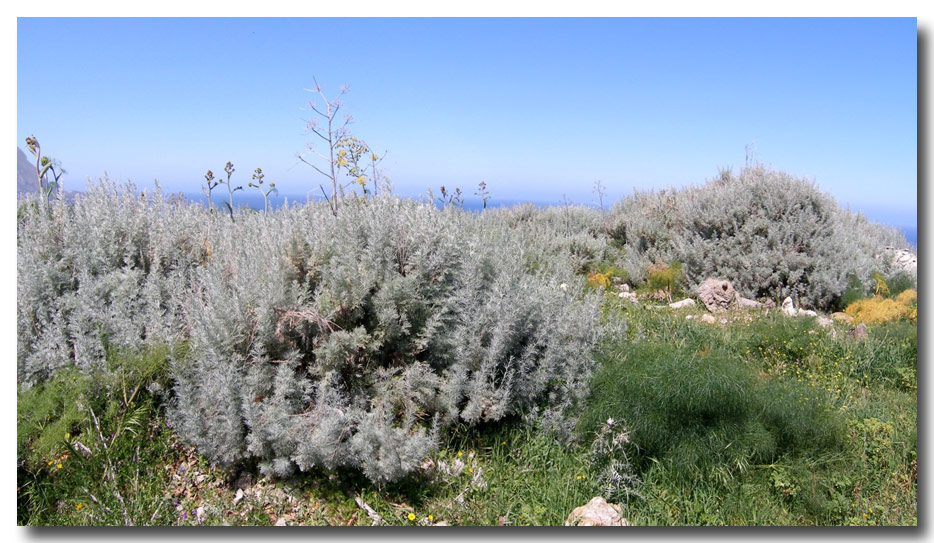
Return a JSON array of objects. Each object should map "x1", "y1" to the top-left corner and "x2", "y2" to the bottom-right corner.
[{"x1": 606, "y1": 417, "x2": 615, "y2": 426}]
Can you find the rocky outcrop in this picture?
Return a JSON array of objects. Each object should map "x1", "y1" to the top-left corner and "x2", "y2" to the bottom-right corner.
[
  {"x1": 565, "y1": 497, "x2": 631, "y2": 526},
  {"x1": 879, "y1": 246, "x2": 917, "y2": 276},
  {"x1": 697, "y1": 279, "x2": 737, "y2": 313}
]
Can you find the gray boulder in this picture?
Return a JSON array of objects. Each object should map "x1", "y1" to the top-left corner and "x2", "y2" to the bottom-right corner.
[{"x1": 697, "y1": 278, "x2": 737, "y2": 313}]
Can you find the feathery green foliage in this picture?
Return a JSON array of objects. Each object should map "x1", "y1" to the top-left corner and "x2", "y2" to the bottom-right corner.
[{"x1": 17, "y1": 344, "x2": 179, "y2": 526}]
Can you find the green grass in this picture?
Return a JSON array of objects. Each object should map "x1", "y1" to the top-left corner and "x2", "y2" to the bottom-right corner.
[
  {"x1": 17, "y1": 301, "x2": 916, "y2": 525},
  {"x1": 583, "y1": 300, "x2": 916, "y2": 525}
]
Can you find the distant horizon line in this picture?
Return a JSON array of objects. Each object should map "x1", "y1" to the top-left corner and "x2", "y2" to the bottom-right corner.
[
  {"x1": 177, "y1": 191, "x2": 919, "y2": 231},
  {"x1": 26, "y1": 180, "x2": 918, "y2": 230}
]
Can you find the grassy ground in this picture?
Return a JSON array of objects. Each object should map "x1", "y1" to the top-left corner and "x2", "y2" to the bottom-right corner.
[{"x1": 17, "y1": 299, "x2": 917, "y2": 526}]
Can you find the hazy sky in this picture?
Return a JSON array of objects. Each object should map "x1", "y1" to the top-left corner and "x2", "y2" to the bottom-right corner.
[{"x1": 16, "y1": 17, "x2": 917, "y2": 226}]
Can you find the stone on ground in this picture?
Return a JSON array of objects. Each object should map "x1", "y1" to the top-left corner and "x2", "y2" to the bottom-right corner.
[
  {"x1": 565, "y1": 497, "x2": 631, "y2": 526},
  {"x1": 697, "y1": 278, "x2": 737, "y2": 313}
]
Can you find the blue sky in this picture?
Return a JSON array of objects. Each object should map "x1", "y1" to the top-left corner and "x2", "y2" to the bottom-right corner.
[{"x1": 16, "y1": 17, "x2": 917, "y2": 226}]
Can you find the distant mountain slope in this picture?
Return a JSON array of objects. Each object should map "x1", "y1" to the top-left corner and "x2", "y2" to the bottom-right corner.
[
  {"x1": 17, "y1": 147, "x2": 39, "y2": 196},
  {"x1": 17, "y1": 147, "x2": 82, "y2": 202}
]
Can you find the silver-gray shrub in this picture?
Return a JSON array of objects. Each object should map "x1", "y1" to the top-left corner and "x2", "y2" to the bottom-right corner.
[
  {"x1": 479, "y1": 202, "x2": 614, "y2": 275},
  {"x1": 164, "y1": 197, "x2": 605, "y2": 482},
  {"x1": 608, "y1": 166, "x2": 909, "y2": 309},
  {"x1": 17, "y1": 180, "x2": 209, "y2": 387},
  {"x1": 19, "y1": 186, "x2": 607, "y2": 482}
]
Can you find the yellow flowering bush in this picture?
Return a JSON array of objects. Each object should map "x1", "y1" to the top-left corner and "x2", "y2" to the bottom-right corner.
[
  {"x1": 586, "y1": 272, "x2": 611, "y2": 290},
  {"x1": 844, "y1": 289, "x2": 917, "y2": 324}
]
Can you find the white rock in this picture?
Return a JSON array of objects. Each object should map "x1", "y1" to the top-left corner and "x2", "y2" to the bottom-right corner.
[
  {"x1": 799, "y1": 309, "x2": 818, "y2": 317},
  {"x1": 233, "y1": 488, "x2": 244, "y2": 505},
  {"x1": 816, "y1": 316, "x2": 834, "y2": 328},
  {"x1": 618, "y1": 292, "x2": 638, "y2": 302},
  {"x1": 275, "y1": 517, "x2": 287, "y2": 526},
  {"x1": 781, "y1": 297, "x2": 797, "y2": 317},
  {"x1": 566, "y1": 497, "x2": 631, "y2": 527},
  {"x1": 700, "y1": 314, "x2": 717, "y2": 324},
  {"x1": 878, "y1": 246, "x2": 918, "y2": 275},
  {"x1": 559, "y1": 283, "x2": 569, "y2": 292},
  {"x1": 669, "y1": 298, "x2": 696, "y2": 309},
  {"x1": 619, "y1": 283, "x2": 631, "y2": 293}
]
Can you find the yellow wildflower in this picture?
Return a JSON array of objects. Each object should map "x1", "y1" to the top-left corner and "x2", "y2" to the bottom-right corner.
[
  {"x1": 76, "y1": 503, "x2": 83, "y2": 511},
  {"x1": 56, "y1": 463, "x2": 63, "y2": 470},
  {"x1": 407, "y1": 512, "x2": 416, "y2": 521},
  {"x1": 428, "y1": 514, "x2": 434, "y2": 521}
]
